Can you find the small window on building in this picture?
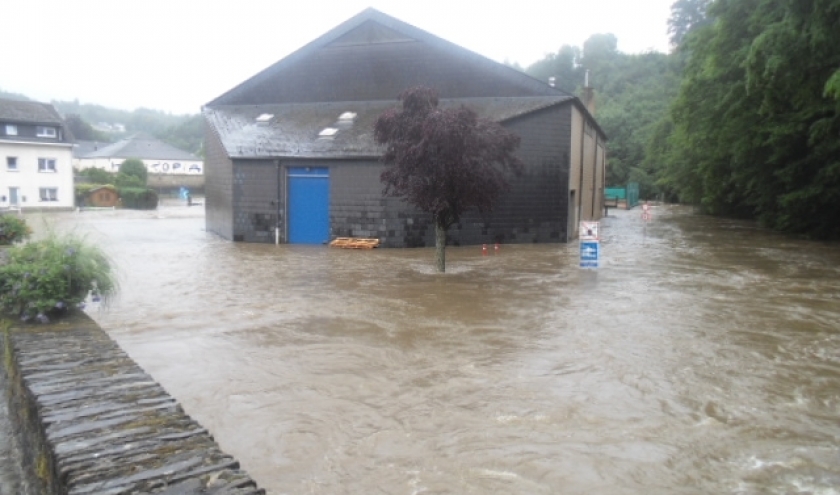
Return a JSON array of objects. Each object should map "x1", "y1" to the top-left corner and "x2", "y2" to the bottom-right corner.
[
  {"x1": 36, "y1": 126, "x2": 57, "y2": 138},
  {"x1": 6, "y1": 157, "x2": 17, "y2": 171},
  {"x1": 38, "y1": 158, "x2": 57, "y2": 172},
  {"x1": 5, "y1": 125, "x2": 17, "y2": 136},
  {"x1": 39, "y1": 188, "x2": 58, "y2": 202}
]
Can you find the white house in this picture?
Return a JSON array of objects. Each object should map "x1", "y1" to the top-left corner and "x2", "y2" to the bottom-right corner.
[
  {"x1": 74, "y1": 134, "x2": 203, "y2": 175},
  {"x1": 0, "y1": 98, "x2": 74, "y2": 210}
]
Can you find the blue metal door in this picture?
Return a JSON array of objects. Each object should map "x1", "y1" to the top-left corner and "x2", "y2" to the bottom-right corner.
[{"x1": 288, "y1": 167, "x2": 330, "y2": 244}]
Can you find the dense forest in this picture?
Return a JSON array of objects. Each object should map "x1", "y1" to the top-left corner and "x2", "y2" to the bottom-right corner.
[
  {"x1": 3, "y1": 0, "x2": 838, "y2": 238},
  {"x1": 523, "y1": 0, "x2": 839, "y2": 239}
]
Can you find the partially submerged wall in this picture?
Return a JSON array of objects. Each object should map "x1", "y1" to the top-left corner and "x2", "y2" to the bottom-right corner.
[{"x1": 1, "y1": 314, "x2": 264, "y2": 495}]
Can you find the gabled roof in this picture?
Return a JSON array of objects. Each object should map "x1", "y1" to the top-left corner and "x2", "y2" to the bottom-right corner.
[
  {"x1": 81, "y1": 134, "x2": 199, "y2": 161},
  {"x1": 0, "y1": 97, "x2": 64, "y2": 125},
  {"x1": 207, "y1": 8, "x2": 571, "y2": 107},
  {"x1": 205, "y1": 96, "x2": 575, "y2": 159}
]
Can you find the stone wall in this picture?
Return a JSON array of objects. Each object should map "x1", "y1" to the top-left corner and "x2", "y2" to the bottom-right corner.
[{"x1": 1, "y1": 314, "x2": 264, "y2": 495}]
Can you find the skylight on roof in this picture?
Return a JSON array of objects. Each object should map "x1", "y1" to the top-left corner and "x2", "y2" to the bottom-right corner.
[
  {"x1": 319, "y1": 127, "x2": 339, "y2": 137},
  {"x1": 256, "y1": 113, "x2": 274, "y2": 123}
]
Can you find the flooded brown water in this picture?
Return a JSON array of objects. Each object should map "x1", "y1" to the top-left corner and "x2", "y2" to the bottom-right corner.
[{"x1": 10, "y1": 204, "x2": 840, "y2": 494}]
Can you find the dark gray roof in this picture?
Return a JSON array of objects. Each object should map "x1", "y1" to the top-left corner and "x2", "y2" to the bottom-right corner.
[
  {"x1": 73, "y1": 140, "x2": 109, "y2": 158},
  {"x1": 207, "y1": 8, "x2": 571, "y2": 107},
  {"x1": 205, "y1": 96, "x2": 574, "y2": 159},
  {"x1": 82, "y1": 134, "x2": 199, "y2": 160},
  {"x1": 0, "y1": 97, "x2": 64, "y2": 125}
]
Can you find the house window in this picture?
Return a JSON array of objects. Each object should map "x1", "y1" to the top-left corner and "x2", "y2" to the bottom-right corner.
[
  {"x1": 38, "y1": 158, "x2": 57, "y2": 172},
  {"x1": 6, "y1": 157, "x2": 17, "y2": 171},
  {"x1": 5, "y1": 125, "x2": 17, "y2": 136},
  {"x1": 36, "y1": 126, "x2": 57, "y2": 138},
  {"x1": 39, "y1": 188, "x2": 58, "y2": 202}
]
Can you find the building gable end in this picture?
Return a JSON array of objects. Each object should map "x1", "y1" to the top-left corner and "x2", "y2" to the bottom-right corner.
[{"x1": 325, "y1": 19, "x2": 416, "y2": 47}]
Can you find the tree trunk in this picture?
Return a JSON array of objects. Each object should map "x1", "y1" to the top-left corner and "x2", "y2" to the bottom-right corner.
[{"x1": 435, "y1": 221, "x2": 446, "y2": 273}]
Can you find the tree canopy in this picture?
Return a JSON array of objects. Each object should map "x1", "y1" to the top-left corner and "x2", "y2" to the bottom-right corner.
[
  {"x1": 668, "y1": 0, "x2": 713, "y2": 48},
  {"x1": 374, "y1": 86, "x2": 524, "y2": 271},
  {"x1": 525, "y1": 34, "x2": 680, "y2": 196},
  {"x1": 658, "y1": 0, "x2": 840, "y2": 238},
  {"x1": 117, "y1": 158, "x2": 148, "y2": 188}
]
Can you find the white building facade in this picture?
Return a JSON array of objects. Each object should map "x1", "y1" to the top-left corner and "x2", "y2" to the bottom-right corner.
[
  {"x1": 1, "y1": 99, "x2": 75, "y2": 210},
  {"x1": 74, "y1": 135, "x2": 203, "y2": 176}
]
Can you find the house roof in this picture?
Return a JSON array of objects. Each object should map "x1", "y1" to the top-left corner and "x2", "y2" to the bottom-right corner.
[
  {"x1": 207, "y1": 8, "x2": 571, "y2": 107},
  {"x1": 205, "y1": 96, "x2": 575, "y2": 159},
  {"x1": 73, "y1": 140, "x2": 108, "y2": 158},
  {"x1": 82, "y1": 134, "x2": 199, "y2": 161},
  {"x1": 0, "y1": 97, "x2": 64, "y2": 125}
]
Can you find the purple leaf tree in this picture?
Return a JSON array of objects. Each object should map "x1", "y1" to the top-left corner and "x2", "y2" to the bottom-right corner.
[{"x1": 374, "y1": 87, "x2": 524, "y2": 272}]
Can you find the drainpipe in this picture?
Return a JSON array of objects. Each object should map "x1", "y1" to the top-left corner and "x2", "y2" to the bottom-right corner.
[
  {"x1": 592, "y1": 133, "x2": 599, "y2": 219},
  {"x1": 577, "y1": 109, "x2": 585, "y2": 230},
  {"x1": 275, "y1": 159, "x2": 281, "y2": 245}
]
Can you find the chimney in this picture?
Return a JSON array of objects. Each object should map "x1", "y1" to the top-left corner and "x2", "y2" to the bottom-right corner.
[{"x1": 582, "y1": 69, "x2": 596, "y2": 116}]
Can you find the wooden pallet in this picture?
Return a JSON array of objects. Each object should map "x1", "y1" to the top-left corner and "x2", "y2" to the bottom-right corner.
[{"x1": 329, "y1": 237, "x2": 380, "y2": 249}]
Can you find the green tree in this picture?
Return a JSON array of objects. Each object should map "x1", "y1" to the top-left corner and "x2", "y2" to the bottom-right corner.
[
  {"x1": 525, "y1": 45, "x2": 583, "y2": 92},
  {"x1": 660, "y1": 0, "x2": 840, "y2": 238},
  {"x1": 374, "y1": 87, "x2": 524, "y2": 272},
  {"x1": 117, "y1": 158, "x2": 148, "y2": 187},
  {"x1": 668, "y1": 0, "x2": 712, "y2": 48},
  {"x1": 580, "y1": 33, "x2": 620, "y2": 80},
  {"x1": 158, "y1": 114, "x2": 205, "y2": 155},
  {"x1": 526, "y1": 35, "x2": 680, "y2": 198},
  {"x1": 64, "y1": 114, "x2": 110, "y2": 142}
]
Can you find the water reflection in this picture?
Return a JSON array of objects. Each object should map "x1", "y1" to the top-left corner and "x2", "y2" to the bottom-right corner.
[{"x1": 16, "y1": 205, "x2": 840, "y2": 494}]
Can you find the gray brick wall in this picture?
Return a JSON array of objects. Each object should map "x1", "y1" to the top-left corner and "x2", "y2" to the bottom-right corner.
[
  {"x1": 233, "y1": 160, "x2": 281, "y2": 243},
  {"x1": 395, "y1": 103, "x2": 573, "y2": 247},
  {"x1": 225, "y1": 104, "x2": 574, "y2": 247},
  {"x1": 204, "y1": 122, "x2": 234, "y2": 240}
]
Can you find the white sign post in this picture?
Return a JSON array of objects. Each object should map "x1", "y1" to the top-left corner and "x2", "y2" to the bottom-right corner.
[
  {"x1": 642, "y1": 201, "x2": 651, "y2": 222},
  {"x1": 579, "y1": 221, "x2": 600, "y2": 269}
]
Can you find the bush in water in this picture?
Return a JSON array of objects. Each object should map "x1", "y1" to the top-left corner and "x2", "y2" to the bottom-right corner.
[
  {"x1": 118, "y1": 187, "x2": 158, "y2": 209},
  {"x1": 0, "y1": 233, "x2": 118, "y2": 323}
]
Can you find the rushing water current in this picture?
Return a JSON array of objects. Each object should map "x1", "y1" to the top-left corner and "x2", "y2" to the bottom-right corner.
[{"x1": 3, "y1": 204, "x2": 839, "y2": 494}]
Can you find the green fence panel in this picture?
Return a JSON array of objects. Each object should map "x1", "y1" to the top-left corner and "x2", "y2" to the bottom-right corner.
[
  {"x1": 605, "y1": 187, "x2": 626, "y2": 200},
  {"x1": 626, "y1": 183, "x2": 640, "y2": 208}
]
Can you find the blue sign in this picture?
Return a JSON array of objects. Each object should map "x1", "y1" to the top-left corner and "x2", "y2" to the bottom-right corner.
[{"x1": 580, "y1": 240, "x2": 600, "y2": 269}]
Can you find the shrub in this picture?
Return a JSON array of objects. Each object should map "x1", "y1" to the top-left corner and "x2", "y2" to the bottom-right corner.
[
  {"x1": 0, "y1": 233, "x2": 118, "y2": 323},
  {"x1": 118, "y1": 158, "x2": 148, "y2": 186},
  {"x1": 118, "y1": 187, "x2": 158, "y2": 209},
  {"x1": 0, "y1": 215, "x2": 31, "y2": 245},
  {"x1": 115, "y1": 173, "x2": 145, "y2": 189},
  {"x1": 78, "y1": 167, "x2": 116, "y2": 185}
]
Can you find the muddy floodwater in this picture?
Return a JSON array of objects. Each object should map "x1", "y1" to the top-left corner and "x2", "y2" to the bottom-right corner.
[{"x1": 7, "y1": 204, "x2": 840, "y2": 494}]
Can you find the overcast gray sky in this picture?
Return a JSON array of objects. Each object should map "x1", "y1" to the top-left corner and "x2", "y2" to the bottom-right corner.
[{"x1": 2, "y1": 0, "x2": 674, "y2": 115}]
